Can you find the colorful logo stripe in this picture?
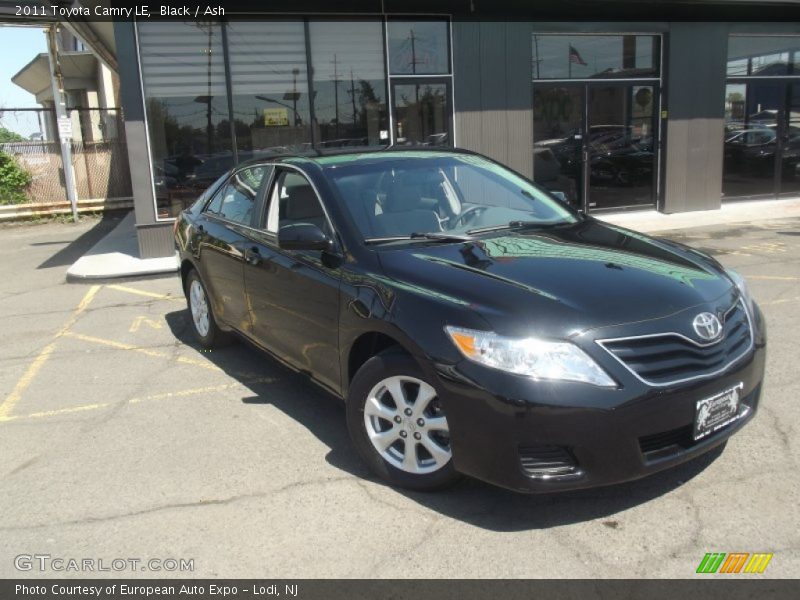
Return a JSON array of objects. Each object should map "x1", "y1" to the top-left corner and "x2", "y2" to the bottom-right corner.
[
  {"x1": 744, "y1": 553, "x2": 773, "y2": 573},
  {"x1": 696, "y1": 553, "x2": 773, "y2": 574}
]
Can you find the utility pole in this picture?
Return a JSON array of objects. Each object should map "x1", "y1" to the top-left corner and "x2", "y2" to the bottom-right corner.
[
  {"x1": 291, "y1": 67, "x2": 300, "y2": 126},
  {"x1": 206, "y1": 26, "x2": 213, "y2": 152},
  {"x1": 46, "y1": 26, "x2": 78, "y2": 222},
  {"x1": 410, "y1": 29, "x2": 416, "y2": 74},
  {"x1": 331, "y1": 55, "x2": 339, "y2": 137},
  {"x1": 349, "y1": 69, "x2": 357, "y2": 128}
]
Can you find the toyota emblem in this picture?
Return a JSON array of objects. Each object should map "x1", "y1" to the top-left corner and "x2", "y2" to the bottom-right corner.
[{"x1": 693, "y1": 312, "x2": 723, "y2": 341}]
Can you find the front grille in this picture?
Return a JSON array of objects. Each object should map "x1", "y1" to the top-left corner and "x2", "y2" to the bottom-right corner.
[
  {"x1": 519, "y1": 445, "x2": 578, "y2": 477},
  {"x1": 599, "y1": 300, "x2": 752, "y2": 386}
]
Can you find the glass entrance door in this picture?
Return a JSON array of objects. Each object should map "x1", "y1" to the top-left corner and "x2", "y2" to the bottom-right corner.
[
  {"x1": 586, "y1": 83, "x2": 658, "y2": 210},
  {"x1": 391, "y1": 79, "x2": 452, "y2": 146},
  {"x1": 724, "y1": 81, "x2": 783, "y2": 198},
  {"x1": 782, "y1": 82, "x2": 800, "y2": 196},
  {"x1": 533, "y1": 82, "x2": 659, "y2": 211}
]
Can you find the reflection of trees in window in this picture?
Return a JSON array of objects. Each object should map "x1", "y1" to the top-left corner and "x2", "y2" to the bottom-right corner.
[
  {"x1": 310, "y1": 20, "x2": 388, "y2": 148},
  {"x1": 726, "y1": 91, "x2": 745, "y2": 121},
  {"x1": 388, "y1": 21, "x2": 449, "y2": 75}
]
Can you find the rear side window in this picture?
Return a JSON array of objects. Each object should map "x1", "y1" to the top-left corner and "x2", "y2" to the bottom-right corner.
[
  {"x1": 188, "y1": 171, "x2": 229, "y2": 214},
  {"x1": 205, "y1": 166, "x2": 269, "y2": 226}
]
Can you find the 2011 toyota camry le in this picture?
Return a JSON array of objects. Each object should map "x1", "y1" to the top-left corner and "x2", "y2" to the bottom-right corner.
[{"x1": 173, "y1": 148, "x2": 766, "y2": 493}]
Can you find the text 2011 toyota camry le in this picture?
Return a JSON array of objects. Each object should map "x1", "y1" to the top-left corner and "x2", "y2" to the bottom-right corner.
[{"x1": 173, "y1": 149, "x2": 766, "y2": 493}]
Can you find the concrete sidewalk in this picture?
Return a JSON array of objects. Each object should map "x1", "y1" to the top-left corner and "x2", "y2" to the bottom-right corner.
[
  {"x1": 597, "y1": 197, "x2": 800, "y2": 232},
  {"x1": 65, "y1": 197, "x2": 800, "y2": 280},
  {"x1": 66, "y1": 211, "x2": 179, "y2": 280}
]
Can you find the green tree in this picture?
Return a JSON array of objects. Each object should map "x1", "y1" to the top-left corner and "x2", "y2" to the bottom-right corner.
[
  {"x1": 0, "y1": 151, "x2": 32, "y2": 204},
  {"x1": 727, "y1": 92, "x2": 745, "y2": 103},
  {"x1": 0, "y1": 127, "x2": 26, "y2": 143}
]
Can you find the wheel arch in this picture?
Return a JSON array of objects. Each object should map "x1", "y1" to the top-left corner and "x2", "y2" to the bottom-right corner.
[
  {"x1": 346, "y1": 330, "x2": 416, "y2": 392},
  {"x1": 180, "y1": 258, "x2": 198, "y2": 294}
]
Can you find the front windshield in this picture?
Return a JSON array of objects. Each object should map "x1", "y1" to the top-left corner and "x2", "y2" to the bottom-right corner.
[{"x1": 321, "y1": 153, "x2": 578, "y2": 241}]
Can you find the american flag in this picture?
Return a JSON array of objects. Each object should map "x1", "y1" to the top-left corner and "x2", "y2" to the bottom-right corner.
[{"x1": 569, "y1": 45, "x2": 588, "y2": 66}]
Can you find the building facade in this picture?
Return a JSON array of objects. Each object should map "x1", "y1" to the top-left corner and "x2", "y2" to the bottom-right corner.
[{"x1": 106, "y1": 2, "x2": 800, "y2": 258}]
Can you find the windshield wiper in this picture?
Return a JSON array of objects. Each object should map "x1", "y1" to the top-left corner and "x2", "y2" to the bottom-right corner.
[
  {"x1": 363, "y1": 232, "x2": 474, "y2": 245},
  {"x1": 409, "y1": 232, "x2": 474, "y2": 242},
  {"x1": 467, "y1": 220, "x2": 573, "y2": 235}
]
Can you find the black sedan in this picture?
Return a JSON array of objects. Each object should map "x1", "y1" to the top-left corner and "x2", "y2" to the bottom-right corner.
[{"x1": 173, "y1": 149, "x2": 766, "y2": 493}]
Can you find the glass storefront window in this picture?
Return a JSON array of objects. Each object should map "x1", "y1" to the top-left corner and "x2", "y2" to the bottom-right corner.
[
  {"x1": 532, "y1": 35, "x2": 660, "y2": 80},
  {"x1": 309, "y1": 20, "x2": 389, "y2": 148},
  {"x1": 227, "y1": 20, "x2": 312, "y2": 159},
  {"x1": 727, "y1": 36, "x2": 800, "y2": 77},
  {"x1": 388, "y1": 21, "x2": 450, "y2": 75},
  {"x1": 138, "y1": 21, "x2": 232, "y2": 218},
  {"x1": 723, "y1": 36, "x2": 800, "y2": 199}
]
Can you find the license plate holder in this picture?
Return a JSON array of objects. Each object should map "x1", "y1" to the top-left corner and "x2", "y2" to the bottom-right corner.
[{"x1": 693, "y1": 383, "x2": 744, "y2": 441}]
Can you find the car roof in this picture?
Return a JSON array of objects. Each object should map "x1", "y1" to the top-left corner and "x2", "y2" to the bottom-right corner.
[{"x1": 235, "y1": 146, "x2": 481, "y2": 170}]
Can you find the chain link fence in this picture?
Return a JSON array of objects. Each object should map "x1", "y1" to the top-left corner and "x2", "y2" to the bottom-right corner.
[{"x1": 0, "y1": 107, "x2": 132, "y2": 208}]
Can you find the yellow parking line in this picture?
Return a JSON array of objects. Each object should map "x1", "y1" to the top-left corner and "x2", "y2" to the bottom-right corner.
[
  {"x1": 747, "y1": 275, "x2": 800, "y2": 281},
  {"x1": 22, "y1": 402, "x2": 112, "y2": 420},
  {"x1": 107, "y1": 284, "x2": 183, "y2": 301},
  {"x1": 64, "y1": 331, "x2": 221, "y2": 372},
  {"x1": 63, "y1": 332, "x2": 270, "y2": 382},
  {"x1": 0, "y1": 285, "x2": 101, "y2": 421},
  {"x1": 762, "y1": 296, "x2": 800, "y2": 306},
  {"x1": 0, "y1": 343, "x2": 57, "y2": 420},
  {"x1": 0, "y1": 379, "x2": 275, "y2": 423}
]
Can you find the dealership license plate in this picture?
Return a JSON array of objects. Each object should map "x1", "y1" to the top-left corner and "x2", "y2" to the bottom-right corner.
[{"x1": 693, "y1": 383, "x2": 744, "y2": 441}]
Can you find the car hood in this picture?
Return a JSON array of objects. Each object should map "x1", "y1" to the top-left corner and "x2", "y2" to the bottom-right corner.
[{"x1": 376, "y1": 219, "x2": 734, "y2": 338}]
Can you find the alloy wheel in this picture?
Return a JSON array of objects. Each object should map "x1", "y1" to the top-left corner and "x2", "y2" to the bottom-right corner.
[
  {"x1": 363, "y1": 375, "x2": 451, "y2": 474},
  {"x1": 189, "y1": 279, "x2": 210, "y2": 338}
]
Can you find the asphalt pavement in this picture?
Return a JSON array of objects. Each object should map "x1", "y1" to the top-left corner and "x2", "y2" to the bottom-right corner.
[{"x1": 0, "y1": 214, "x2": 797, "y2": 578}]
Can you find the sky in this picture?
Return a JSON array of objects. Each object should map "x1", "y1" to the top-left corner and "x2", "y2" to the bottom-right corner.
[{"x1": 0, "y1": 25, "x2": 47, "y2": 138}]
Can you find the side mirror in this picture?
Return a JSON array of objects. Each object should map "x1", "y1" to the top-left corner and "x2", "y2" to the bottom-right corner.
[
  {"x1": 550, "y1": 190, "x2": 568, "y2": 203},
  {"x1": 278, "y1": 223, "x2": 332, "y2": 252}
]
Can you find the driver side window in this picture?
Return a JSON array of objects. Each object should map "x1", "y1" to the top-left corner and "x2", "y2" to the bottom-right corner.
[{"x1": 265, "y1": 170, "x2": 331, "y2": 237}]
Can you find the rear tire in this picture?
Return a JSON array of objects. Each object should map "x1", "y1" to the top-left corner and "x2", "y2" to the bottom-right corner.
[
  {"x1": 184, "y1": 269, "x2": 229, "y2": 348},
  {"x1": 346, "y1": 351, "x2": 460, "y2": 491}
]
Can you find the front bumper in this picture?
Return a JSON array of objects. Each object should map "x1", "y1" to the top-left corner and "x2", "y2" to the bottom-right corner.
[{"x1": 431, "y1": 302, "x2": 767, "y2": 493}]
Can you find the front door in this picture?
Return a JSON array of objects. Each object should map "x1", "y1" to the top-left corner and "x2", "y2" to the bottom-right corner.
[
  {"x1": 533, "y1": 83, "x2": 660, "y2": 211},
  {"x1": 586, "y1": 83, "x2": 659, "y2": 210},
  {"x1": 243, "y1": 168, "x2": 342, "y2": 392},
  {"x1": 533, "y1": 84, "x2": 585, "y2": 208},
  {"x1": 391, "y1": 78, "x2": 453, "y2": 146}
]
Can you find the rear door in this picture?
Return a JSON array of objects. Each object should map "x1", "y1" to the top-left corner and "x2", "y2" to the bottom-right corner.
[
  {"x1": 196, "y1": 164, "x2": 271, "y2": 332},
  {"x1": 243, "y1": 167, "x2": 342, "y2": 391}
]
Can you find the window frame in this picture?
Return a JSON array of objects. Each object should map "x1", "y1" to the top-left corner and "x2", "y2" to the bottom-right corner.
[
  {"x1": 386, "y1": 18, "x2": 452, "y2": 76},
  {"x1": 258, "y1": 164, "x2": 339, "y2": 248},
  {"x1": 727, "y1": 34, "x2": 800, "y2": 79},
  {"x1": 531, "y1": 32, "x2": 663, "y2": 83}
]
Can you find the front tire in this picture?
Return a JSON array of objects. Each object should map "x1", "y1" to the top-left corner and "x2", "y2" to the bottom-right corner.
[
  {"x1": 185, "y1": 269, "x2": 228, "y2": 348},
  {"x1": 346, "y1": 351, "x2": 460, "y2": 491}
]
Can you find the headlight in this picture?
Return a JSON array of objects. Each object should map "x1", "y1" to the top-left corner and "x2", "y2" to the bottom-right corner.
[
  {"x1": 445, "y1": 326, "x2": 616, "y2": 387},
  {"x1": 726, "y1": 268, "x2": 751, "y2": 303}
]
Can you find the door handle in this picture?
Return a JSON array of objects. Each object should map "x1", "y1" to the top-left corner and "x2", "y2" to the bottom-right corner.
[
  {"x1": 245, "y1": 246, "x2": 262, "y2": 266},
  {"x1": 197, "y1": 224, "x2": 205, "y2": 233}
]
